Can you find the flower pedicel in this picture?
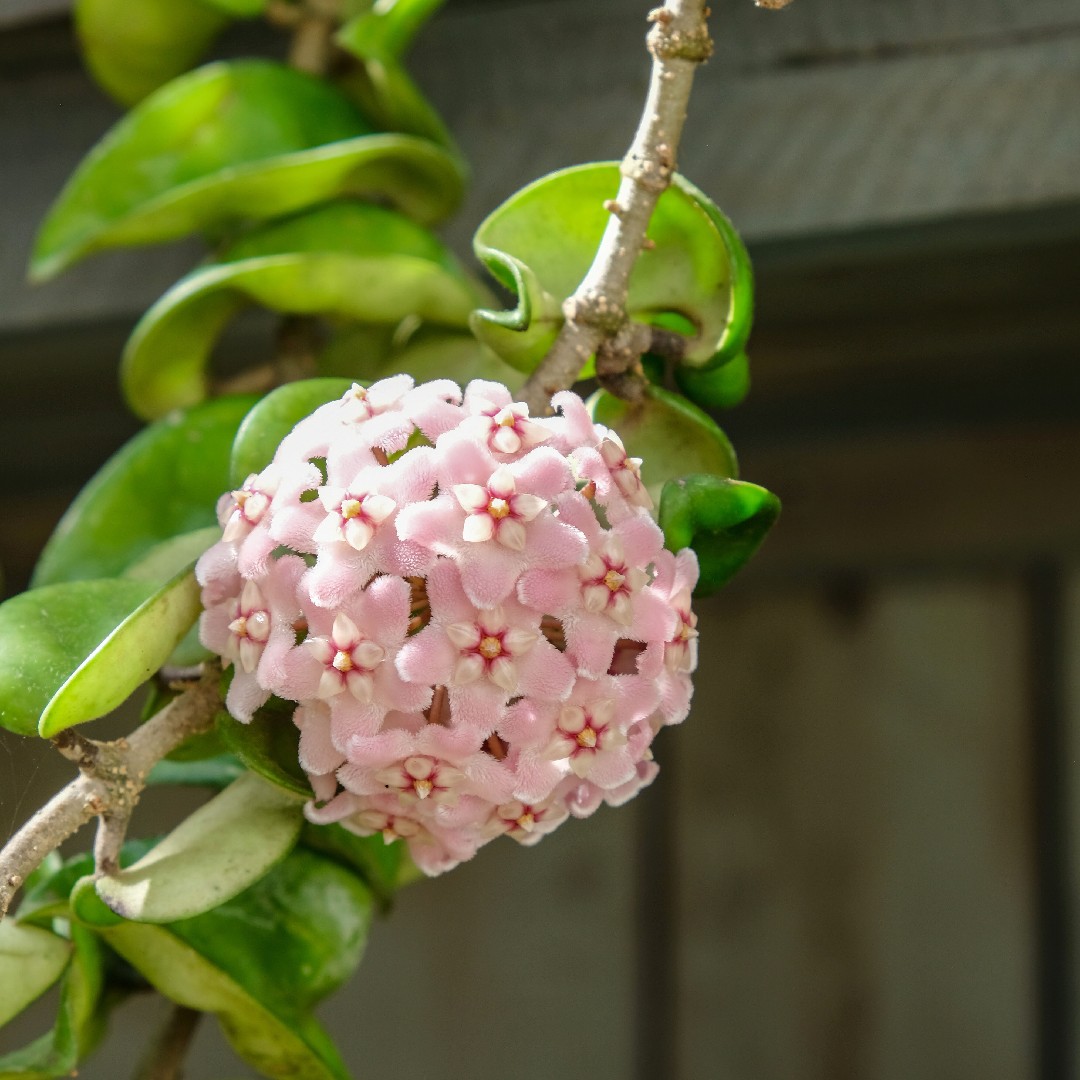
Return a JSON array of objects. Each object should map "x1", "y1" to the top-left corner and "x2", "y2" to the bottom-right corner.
[{"x1": 197, "y1": 376, "x2": 699, "y2": 875}]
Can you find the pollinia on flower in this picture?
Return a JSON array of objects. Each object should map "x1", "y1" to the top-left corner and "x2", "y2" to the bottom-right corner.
[{"x1": 197, "y1": 376, "x2": 699, "y2": 875}]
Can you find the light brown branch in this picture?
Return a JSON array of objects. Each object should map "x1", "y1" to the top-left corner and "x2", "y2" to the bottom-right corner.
[
  {"x1": 133, "y1": 1005, "x2": 202, "y2": 1080},
  {"x1": 519, "y1": 0, "x2": 713, "y2": 413},
  {"x1": 0, "y1": 666, "x2": 221, "y2": 920}
]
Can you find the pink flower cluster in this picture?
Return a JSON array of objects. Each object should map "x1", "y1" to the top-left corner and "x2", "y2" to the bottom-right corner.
[{"x1": 197, "y1": 376, "x2": 699, "y2": 875}]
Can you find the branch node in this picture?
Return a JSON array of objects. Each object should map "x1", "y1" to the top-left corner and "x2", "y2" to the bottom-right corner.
[{"x1": 647, "y1": 21, "x2": 713, "y2": 63}]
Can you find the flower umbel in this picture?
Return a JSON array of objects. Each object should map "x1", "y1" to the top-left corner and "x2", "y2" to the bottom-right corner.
[{"x1": 197, "y1": 377, "x2": 698, "y2": 875}]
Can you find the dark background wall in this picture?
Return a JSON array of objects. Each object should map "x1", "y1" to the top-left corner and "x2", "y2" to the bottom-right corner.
[{"x1": 2, "y1": 1, "x2": 1080, "y2": 1077}]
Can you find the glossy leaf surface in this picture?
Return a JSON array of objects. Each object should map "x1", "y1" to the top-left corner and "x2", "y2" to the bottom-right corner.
[
  {"x1": 75, "y1": 0, "x2": 227, "y2": 106},
  {"x1": 217, "y1": 700, "x2": 311, "y2": 799},
  {"x1": 0, "y1": 922, "x2": 71, "y2": 1028},
  {"x1": 32, "y1": 395, "x2": 254, "y2": 587},
  {"x1": 300, "y1": 822, "x2": 406, "y2": 911},
  {"x1": 230, "y1": 378, "x2": 353, "y2": 484},
  {"x1": 0, "y1": 926, "x2": 104, "y2": 1080},
  {"x1": 0, "y1": 579, "x2": 154, "y2": 737},
  {"x1": 72, "y1": 850, "x2": 371, "y2": 1080},
  {"x1": 39, "y1": 567, "x2": 202, "y2": 737},
  {"x1": 658, "y1": 474, "x2": 781, "y2": 595},
  {"x1": 472, "y1": 163, "x2": 753, "y2": 373},
  {"x1": 123, "y1": 204, "x2": 480, "y2": 418},
  {"x1": 589, "y1": 386, "x2": 738, "y2": 502},
  {"x1": 32, "y1": 61, "x2": 464, "y2": 279},
  {"x1": 674, "y1": 350, "x2": 751, "y2": 410},
  {"x1": 93, "y1": 772, "x2": 303, "y2": 922}
]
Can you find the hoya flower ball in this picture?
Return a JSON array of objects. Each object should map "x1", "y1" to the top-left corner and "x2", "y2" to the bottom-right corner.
[{"x1": 197, "y1": 376, "x2": 699, "y2": 875}]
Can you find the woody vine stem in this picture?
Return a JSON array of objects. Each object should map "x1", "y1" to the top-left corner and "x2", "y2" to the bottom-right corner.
[{"x1": 0, "y1": 0, "x2": 788, "y2": 923}]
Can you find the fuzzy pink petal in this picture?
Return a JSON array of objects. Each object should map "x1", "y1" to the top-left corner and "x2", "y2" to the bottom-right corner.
[
  {"x1": 195, "y1": 542, "x2": 240, "y2": 605},
  {"x1": 395, "y1": 496, "x2": 463, "y2": 554},
  {"x1": 629, "y1": 588, "x2": 678, "y2": 644},
  {"x1": 296, "y1": 704, "x2": 346, "y2": 775},
  {"x1": 516, "y1": 568, "x2": 579, "y2": 615},
  {"x1": 520, "y1": 514, "x2": 588, "y2": 570},
  {"x1": 446, "y1": 682, "x2": 506, "y2": 736},
  {"x1": 329, "y1": 697, "x2": 386, "y2": 749},
  {"x1": 563, "y1": 613, "x2": 620, "y2": 678},
  {"x1": 373, "y1": 664, "x2": 433, "y2": 713},
  {"x1": 516, "y1": 639, "x2": 575, "y2": 701},
  {"x1": 510, "y1": 446, "x2": 575, "y2": 500},
  {"x1": 395, "y1": 625, "x2": 456, "y2": 687},
  {"x1": 456, "y1": 544, "x2": 525, "y2": 608},
  {"x1": 464, "y1": 380, "x2": 513, "y2": 410},
  {"x1": 614, "y1": 513, "x2": 665, "y2": 567},
  {"x1": 225, "y1": 671, "x2": 270, "y2": 723},
  {"x1": 433, "y1": 431, "x2": 496, "y2": 487}
]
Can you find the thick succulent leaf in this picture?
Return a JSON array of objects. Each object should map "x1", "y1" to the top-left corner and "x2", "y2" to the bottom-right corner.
[
  {"x1": 32, "y1": 395, "x2": 255, "y2": 588},
  {"x1": 230, "y1": 378, "x2": 354, "y2": 484},
  {"x1": 92, "y1": 772, "x2": 303, "y2": 923},
  {"x1": 0, "y1": 579, "x2": 155, "y2": 737},
  {"x1": 148, "y1": 753, "x2": 246, "y2": 788},
  {"x1": 321, "y1": 327, "x2": 526, "y2": 391},
  {"x1": 31, "y1": 60, "x2": 464, "y2": 279},
  {"x1": 588, "y1": 386, "x2": 738, "y2": 502},
  {"x1": 0, "y1": 922, "x2": 72, "y2": 1028},
  {"x1": 0, "y1": 926, "x2": 105, "y2": 1080},
  {"x1": 39, "y1": 567, "x2": 202, "y2": 737},
  {"x1": 472, "y1": 163, "x2": 753, "y2": 373},
  {"x1": 337, "y1": 0, "x2": 453, "y2": 146},
  {"x1": 72, "y1": 851, "x2": 370, "y2": 1080},
  {"x1": 674, "y1": 350, "x2": 751, "y2": 410},
  {"x1": 217, "y1": 700, "x2": 312, "y2": 799},
  {"x1": 300, "y1": 822, "x2": 406, "y2": 911},
  {"x1": 658, "y1": 474, "x2": 781, "y2": 596},
  {"x1": 122, "y1": 527, "x2": 222, "y2": 583}
]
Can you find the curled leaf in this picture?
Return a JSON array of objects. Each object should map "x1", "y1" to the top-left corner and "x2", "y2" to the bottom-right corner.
[
  {"x1": 92, "y1": 772, "x2": 303, "y2": 923},
  {"x1": 32, "y1": 395, "x2": 255, "y2": 588},
  {"x1": 39, "y1": 567, "x2": 202, "y2": 737},
  {"x1": 32, "y1": 61, "x2": 464, "y2": 279},
  {"x1": 472, "y1": 163, "x2": 752, "y2": 373},
  {"x1": 673, "y1": 350, "x2": 751, "y2": 410},
  {"x1": 658, "y1": 474, "x2": 780, "y2": 596},
  {"x1": 588, "y1": 385, "x2": 738, "y2": 503}
]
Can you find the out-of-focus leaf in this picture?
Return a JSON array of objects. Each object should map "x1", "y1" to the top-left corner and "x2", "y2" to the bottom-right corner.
[
  {"x1": 217, "y1": 701, "x2": 311, "y2": 799},
  {"x1": 31, "y1": 61, "x2": 465, "y2": 280},
  {"x1": 658, "y1": 474, "x2": 780, "y2": 596},
  {"x1": 72, "y1": 850, "x2": 371, "y2": 1080},
  {"x1": 589, "y1": 386, "x2": 738, "y2": 502},
  {"x1": 39, "y1": 567, "x2": 201, "y2": 737},
  {"x1": 472, "y1": 163, "x2": 752, "y2": 373},
  {"x1": 32, "y1": 395, "x2": 254, "y2": 588},
  {"x1": 147, "y1": 753, "x2": 246, "y2": 788},
  {"x1": 320, "y1": 326, "x2": 526, "y2": 394},
  {"x1": 75, "y1": 0, "x2": 227, "y2": 107},
  {"x1": 92, "y1": 772, "x2": 303, "y2": 923},
  {"x1": 229, "y1": 378, "x2": 354, "y2": 484},
  {"x1": 0, "y1": 580, "x2": 155, "y2": 737},
  {"x1": 0, "y1": 926, "x2": 105, "y2": 1080},
  {"x1": 0, "y1": 922, "x2": 71, "y2": 1027},
  {"x1": 673, "y1": 350, "x2": 750, "y2": 410},
  {"x1": 201, "y1": 0, "x2": 265, "y2": 13},
  {"x1": 122, "y1": 527, "x2": 222, "y2": 582},
  {"x1": 337, "y1": 0, "x2": 453, "y2": 146},
  {"x1": 122, "y1": 204, "x2": 483, "y2": 419}
]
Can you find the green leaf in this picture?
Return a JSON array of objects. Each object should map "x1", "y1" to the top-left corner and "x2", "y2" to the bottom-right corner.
[
  {"x1": 673, "y1": 350, "x2": 751, "y2": 410},
  {"x1": 72, "y1": 850, "x2": 370, "y2": 1080},
  {"x1": 31, "y1": 60, "x2": 465, "y2": 280},
  {"x1": 217, "y1": 700, "x2": 312, "y2": 799},
  {"x1": 337, "y1": 0, "x2": 454, "y2": 147},
  {"x1": 229, "y1": 378, "x2": 353, "y2": 484},
  {"x1": 92, "y1": 772, "x2": 303, "y2": 923},
  {"x1": 658, "y1": 474, "x2": 780, "y2": 596},
  {"x1": 75, "y1": 0, "x2": 228, "y2": 107},
  {"x1": 122, "y1": 204, "x2": 482, "y2": 419},
  {"x1": 201, "y1": 0, "x2": 265, "y2": 13},
  {"x1": 39, "y1": 567, "x2": 202, "y2": 737},
  {"x1": 0, "y1": 579, "x2": 155, "y2": 737},
  {"x1": 300, "y1": 822, "x2": 405, "y2": 911},
  {"x1": 32, "y1": 395, "x2": 254, "y2": 588},
  {"x1": 588, "y1": 385, "x2": 738, "y2": 503},
  {"x1": 472, "y1": 163, "x2": 753, "y2": 374},
  {"x1": 148, "y1": 753, "x2": 246, "y2": 789},
  {"x1": 0, "y1": 922, "x2": 71, "y2": 1028},
  {"x1": 122, "y1": 527, "x2": 222, "y2": 582},
  {"x1": 0, "y1": 926, "x2": 105, "y2": 1080}
]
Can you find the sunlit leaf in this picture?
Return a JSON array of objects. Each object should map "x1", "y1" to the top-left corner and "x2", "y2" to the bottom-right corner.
[
  {"x1": 0, "y1": 579, "x2": 155, "y2": 737},
  {"x1": 75, "y1": 0, "x2": 227, "y2": 107},
  {"x1": 201, "y1": 0, "x2": 265, "y2": 13},
  {"x1": 229, "y1": 378, "x2": 354, "y2": 484},
  {"x1": 72, "y1": 850, "x2": 371, "y2": 1080},
  {"x1": 472, "y1": 163, "x2": 752, "y2": 374},
  {"x1": 31, "y1": 61, "x2": 465, "y2": 279},
  {"x1": 39, "y1": 567, "x2": 202, "y2": 737},
  {"x1": 588, "y1": 386, "x2": 738, "y2": 502},
  {"x1": 0, "y1": 926, "x2": 105, "y2": 1080},
  {"x1": 658, "y1": 474, "x2": 780, "y2": 596},
  {"x1": 92, "y1": 772, "x2": 303, "y2": 923},
  {"x1": 0, "y1": 922, "x2": 71, "y2": 1028},
  {"x1": 32, "y1": 395, "x2": 254, "y2": 588},
  {"x1": 217, "y1": 700, "x2": 311, "y2": 799},
  {"x1": 673, "y1": 350, "x2": 751, "y2": 410},
  {"x1": 338, "y1": 0, "x2": 445, "y2": 58},
  {"x1": 122, "y1": 527, "x2": 222, "y2": 583},
  {"x1": 122, "y1": 203, "x2": 483, "y2": 419}
]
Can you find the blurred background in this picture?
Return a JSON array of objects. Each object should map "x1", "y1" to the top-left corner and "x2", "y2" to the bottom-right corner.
[{"x1": 2, "y1": 0, "x2": 1080, "y2": 1077}]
